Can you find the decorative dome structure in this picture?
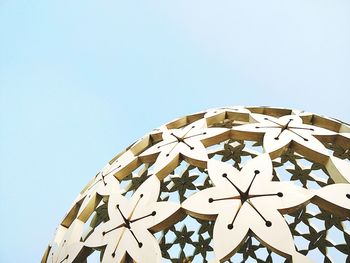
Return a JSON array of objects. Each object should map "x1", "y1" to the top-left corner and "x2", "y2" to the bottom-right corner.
[{"x1": 42, "y1": 106, "x2": 350, "y2": 263}]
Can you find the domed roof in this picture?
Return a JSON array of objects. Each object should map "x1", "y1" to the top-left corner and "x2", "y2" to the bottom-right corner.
[{"x1": 42, "y1": 106, "x2": 350, "y2": 263}]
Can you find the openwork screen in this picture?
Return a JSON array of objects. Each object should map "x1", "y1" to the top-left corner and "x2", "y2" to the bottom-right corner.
[{"x1": 42, "y1": 106, "x2": 350, "y2": 263}]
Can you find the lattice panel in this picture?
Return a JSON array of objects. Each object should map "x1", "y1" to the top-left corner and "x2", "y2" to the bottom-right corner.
[{"x1": 42, "y1": 106, "x2": 350, "y2": 263}]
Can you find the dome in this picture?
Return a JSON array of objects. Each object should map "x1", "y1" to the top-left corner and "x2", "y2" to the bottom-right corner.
[{"x1": 42, "y1": 106, "x2": 350, "y2": 263}]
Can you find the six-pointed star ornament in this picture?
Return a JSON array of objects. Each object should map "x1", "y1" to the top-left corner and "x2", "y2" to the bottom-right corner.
[
  {"x1": 232, "y1": 114, "x2": 335, "y2": 159},
  {"x1": 139, "y1": 119, "x2": 229, "y2": 179},
  {"x1": 182, "y1": 154, "x2": 314, "y2": 262},
  {"x1": 84, "y1": 175, "x2": 182, "y2": 263}
]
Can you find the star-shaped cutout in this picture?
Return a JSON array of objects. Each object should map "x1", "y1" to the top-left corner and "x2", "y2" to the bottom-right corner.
[
  {"x1": 84, "y1": 175, "x2": 182, "y2": 263},
  {"x1": 173, "y1": 225, "x2": 195, "y2": 249},
  {"x1": 139, "y1": 119, "x2": 229, "y2": 179},
  {"x1": 182, "y1": 154, "x2": 313, "y2": 262},
  {"x1": 193, "y1": 235, "x2": 213, "y2": 259},
  {"x1": 233, "y1": 114, "x2": 335, "y2": 158}
]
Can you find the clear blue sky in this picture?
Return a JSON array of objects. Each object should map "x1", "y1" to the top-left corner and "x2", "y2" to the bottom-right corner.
[{"x1": 0, "y1": 0, "x2": 349, "y2": 262}]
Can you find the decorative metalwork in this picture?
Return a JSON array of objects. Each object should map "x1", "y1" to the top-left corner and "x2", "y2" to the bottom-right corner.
[{"x1": 42, "y1": 106, "x2": 350, "y2": 263}]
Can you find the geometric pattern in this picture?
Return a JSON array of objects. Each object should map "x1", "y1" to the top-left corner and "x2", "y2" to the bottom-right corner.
[{"x1": 42, "y1": 106, "x2": 350, "y2": 263}]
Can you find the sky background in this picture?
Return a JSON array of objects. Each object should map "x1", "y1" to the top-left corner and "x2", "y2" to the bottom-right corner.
[{"x1": 1, "y1": 0, "x2": 350, "y2": 262}]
